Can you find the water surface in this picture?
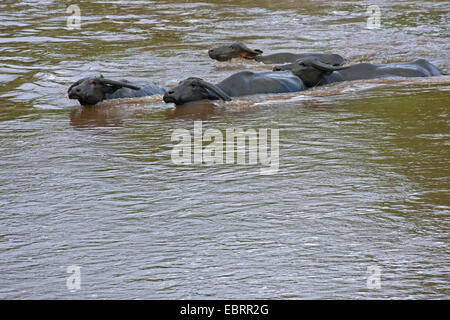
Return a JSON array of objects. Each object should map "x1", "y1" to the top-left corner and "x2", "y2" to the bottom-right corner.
[{"x1": 0, "y1": 0, "x2": 449, "y2": 299}]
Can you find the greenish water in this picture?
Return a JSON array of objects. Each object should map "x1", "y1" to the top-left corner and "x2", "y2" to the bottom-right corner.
[{"x1": 0, "y1": 0, "x2": 449, "y2": 299}]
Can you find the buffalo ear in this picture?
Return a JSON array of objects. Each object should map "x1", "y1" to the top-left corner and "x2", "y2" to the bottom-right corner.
[
  {"x1": 242, "y1": 51, "x2": 262, "y2": 59},
  {"x1": 311, "y1": 60, "x2": 349, "y2": 72},
  {"x1": 197, "y1": 79, "x2": 232, "y2": 101},
  {"x1": 240, "y1": 44, "x2": 263, "y2": 59}
]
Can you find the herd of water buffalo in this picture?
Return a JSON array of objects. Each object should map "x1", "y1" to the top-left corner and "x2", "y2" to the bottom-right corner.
[{"x1": 67, "y1": 42, "x2": 443, "y2": 106}]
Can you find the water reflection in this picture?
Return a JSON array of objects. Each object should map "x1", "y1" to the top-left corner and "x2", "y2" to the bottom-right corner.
[
  {"x1": 69, "y1": 106, "x2": 125, "y2": 128},
  {"x1": 165, "y1": 101, "x2": 223, "y2": 120}
]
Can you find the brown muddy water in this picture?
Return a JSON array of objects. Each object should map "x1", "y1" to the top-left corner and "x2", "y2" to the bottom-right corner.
[{"x1": 0, "y1": 0, "x2": 449, "y2": 299}]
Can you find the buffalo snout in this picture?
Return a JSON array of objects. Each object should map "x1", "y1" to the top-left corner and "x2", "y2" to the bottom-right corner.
[
  {"x1": 163, "y1": 90, "x2": 176, "y2": 103},
  {"x1": 68, "y1": 86, "x2": 81, "y2": 99},
  {"x1": 208, "y1": 49, "x2": 217, "y2": 59}
]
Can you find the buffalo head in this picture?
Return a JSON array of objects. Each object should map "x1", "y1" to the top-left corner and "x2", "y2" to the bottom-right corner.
[
  {"x1": 273, "y1": 57, "x2": 349, "y2": 87},
  {"x1": 68, "y1": 77, "x2": 141, "y2": 105},
  {"x1": 208, "y1": 42, "x2": 263, "y2": 61},
  {"x1": 163, "y1": 77, "x2": 231, "y2": 105}
]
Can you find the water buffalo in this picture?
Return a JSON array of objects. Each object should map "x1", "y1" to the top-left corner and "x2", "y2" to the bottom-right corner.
[
  {"x1": 163, "y1": 71, "x2": 306, "y2": 105},
  {"x1": 68, "y1": 77, "x2": 165, "y2": 105},
  {"x1": 208, "y1": 42, "x2": 346, "y2": 65},
  {"x1": 273, "y1": 57, "x2": 442, "y2": 87}
]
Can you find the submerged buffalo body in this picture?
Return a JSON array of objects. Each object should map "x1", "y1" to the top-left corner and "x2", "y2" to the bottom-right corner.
[
  {"x1": 163, "y1": 71, "x2": 305, "y2": 105},
  {"x1": 208, "y1": 42, "x2": 345, "y2": 65},
  {"x1": 217, "y1": 71, "x2": 306, "y2": 96},
  {"x1": 255, "y1": 52, "x2": 345, "y2": 65},
  {"x1": 68, "y1": 77, "x2": 165, "y2": 106},
  {"x1": 274, "y1": 57, "x2": 442, "y2": 87}
]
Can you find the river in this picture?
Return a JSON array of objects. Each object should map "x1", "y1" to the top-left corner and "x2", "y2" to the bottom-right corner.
[{"x1": 0, "y1": 0, "x2": 449, "y2": 299}]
